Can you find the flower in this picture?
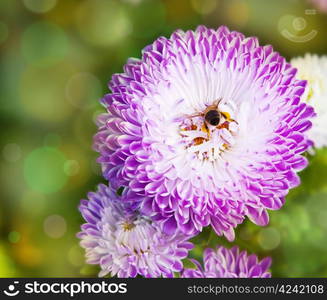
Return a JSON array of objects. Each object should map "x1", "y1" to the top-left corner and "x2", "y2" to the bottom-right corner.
[
  {"x1": 77, "y1": 184, "x2": 193, "y2": 278},
  {"x1": 95, "y1": 25, "x2": 314, "y2": 241},
  {"x1": 181, "y1": 246, "x2": 271, "y2": 278},
  {"x1": 291, "y1": 54, "x2": 327, "y2": 149}
]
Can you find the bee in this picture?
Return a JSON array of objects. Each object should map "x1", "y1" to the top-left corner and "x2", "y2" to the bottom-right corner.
[
  {"x1": 204, "y1": 106, "x2": 221, "y2": 126},
  {"x1": 189, "y1": 98, "x2": 237, "y2": 129}
]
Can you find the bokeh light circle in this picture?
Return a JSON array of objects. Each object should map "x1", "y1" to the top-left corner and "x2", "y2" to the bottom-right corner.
[
  {"x1": 68, "y1": 245, "x2": 84, "y2": 267},
  {"x1": 64, "y1": 160, "x2": 80, "y2": 176},
  {"x1": 258, "y1": 227, "x2": 281, "y2": 250},
  {"x1": 23, "y1": 0, "x2": 57, "y2": 13},
  {"x1": 191, "y1": 0, "x2": 217, "y2": 15},
  {"x1": 226, "y1": 0, "x2": 249, "y2": 28},
  {"x1": 66, "y1": 73, "x2": 102, "y2": 109},
  {"x1": 24, "y1": 147, "x2": 68, "y2": 194},
  {"x1": 21, "y1": 21, "x2": 69, "y2": 67},
  {"x1": 8, "y1": 231, "x2": 20, "y2": 243},
  {"x1": 43, "y1": 214, "x2": 67, "y2": 238},
  {"x1": 2, "y1": 143, "x2": 21, "y2": 162},
  {"x1": 20, "y1": 64, "x2": 75, "y2": 123},
  {"x1": 75, "y1": 0, "x2": 132, "y2": 47}
]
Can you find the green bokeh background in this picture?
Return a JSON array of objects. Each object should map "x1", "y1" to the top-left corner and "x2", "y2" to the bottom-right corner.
[{"x1": 0, "y1": 0, "x2": 326, "y2": 277}]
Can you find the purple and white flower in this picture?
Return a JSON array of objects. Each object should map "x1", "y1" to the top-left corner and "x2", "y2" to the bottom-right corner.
[
  {"x1": 181, "y1": 245, "x2": 271, "y2": 278},
  {"x1": 77, "y1": 184, "x2": 193, "y2": 278},
  {"x1": 291, "y1": 54, "x2": 327, "y2": 149},
  {"x1": 95, "y1": 26, "x2": 314, "y2": 240}
]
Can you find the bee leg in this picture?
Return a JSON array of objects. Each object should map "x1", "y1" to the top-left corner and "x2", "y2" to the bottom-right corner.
[
  {"x1": 220, "y1": 111, "x2": 230, "y2": 120},
  {"x1": 201, "y1": 123, "x2": 210, "y2": 139},
  {"x1": 220, "y1": 111, "x2": 238, "y2": 124}
]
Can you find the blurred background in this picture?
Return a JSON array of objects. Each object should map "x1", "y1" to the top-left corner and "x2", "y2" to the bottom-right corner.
[{"x1": 0, "y1": 0, "x2": 326, "y2": 277}]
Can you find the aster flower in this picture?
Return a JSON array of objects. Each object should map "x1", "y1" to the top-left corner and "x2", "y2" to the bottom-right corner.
[
  {"x1": 95, "y1": 25, "x2": 314, "y2": 241},
  {"x1": 291, "y1": 54, "x2": 327, "y2": 149},
  {"x1": 77, "y1": 184, "x2": 193, "y2": 278},
  {"x1": 181, "y1": 246, "x2": 271, "y2": 278}
]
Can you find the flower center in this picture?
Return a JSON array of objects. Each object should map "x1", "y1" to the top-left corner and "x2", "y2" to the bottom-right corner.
[
  {"x1": 122, "y1": 221, "x2": 136, "y2": 231},
  {"x1": 179, "y1": 101, "x2": 239, "y2": 161},
  {"x1": 116, "y1": 216, "x2": 154, "y2": 255}
]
